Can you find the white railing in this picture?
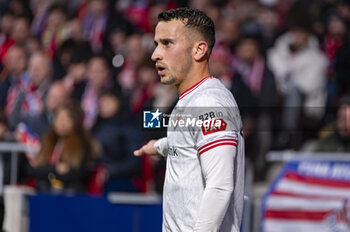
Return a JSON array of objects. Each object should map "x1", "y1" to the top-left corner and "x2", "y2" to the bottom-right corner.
[
  {"x1": 266, "y1": 151, "x2": 350, "y2": 162},
  {"x1": 0, "y1": 142, "x2": 38, "y2": 186}
]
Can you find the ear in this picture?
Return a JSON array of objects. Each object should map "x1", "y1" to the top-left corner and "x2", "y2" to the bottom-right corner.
[{"x1": 193, "y1": 41, "x2": 208, "y2": 61}]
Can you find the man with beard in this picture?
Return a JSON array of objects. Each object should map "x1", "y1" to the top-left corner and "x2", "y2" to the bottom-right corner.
[{"x1": 134, "y1": 8, "x2": 244, "y2": 232}]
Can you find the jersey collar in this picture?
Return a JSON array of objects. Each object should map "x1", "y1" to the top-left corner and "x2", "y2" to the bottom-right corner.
[{"x1": 179, "y1": 76, "x2": 214, "y2": 100}]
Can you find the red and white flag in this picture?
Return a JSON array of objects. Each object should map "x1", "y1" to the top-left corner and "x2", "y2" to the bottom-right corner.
[{"x1": 262, "y1": 161, "x2": 350, "y2": 232}]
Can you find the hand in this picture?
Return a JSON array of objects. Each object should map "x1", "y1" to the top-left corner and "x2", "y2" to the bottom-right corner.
[
  {"x1": 133, "y1": 139, "x2": 158, "y2": 157},
  {"x1": 56, "y1": 162, "x2": 69, "y2": 174}
]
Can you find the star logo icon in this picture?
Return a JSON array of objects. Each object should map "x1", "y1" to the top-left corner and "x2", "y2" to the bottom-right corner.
[
  {"x1": 151, "y1": 109, "x2": 162, "y2": 121},
  {"x1": 143, "y1": 109, "x2": 162, "y2": 128}
]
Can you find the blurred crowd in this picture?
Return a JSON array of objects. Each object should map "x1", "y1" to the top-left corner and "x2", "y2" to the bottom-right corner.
[{"x1": 1, "y1": 0, "x2": 350, "y2": 195}]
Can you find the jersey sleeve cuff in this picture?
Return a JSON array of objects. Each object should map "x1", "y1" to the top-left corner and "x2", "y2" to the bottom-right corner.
[
  {"x1": 198, "y1": 139, "x2": 237, "y2": 156},
  {"x1": 154, "y1": 137, "x2": 168, "y2": 157}
]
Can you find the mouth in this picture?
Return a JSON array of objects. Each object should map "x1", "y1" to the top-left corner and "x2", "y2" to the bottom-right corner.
[{"x1": 156, "y1": 63, "x2": 166, "y2": 76}]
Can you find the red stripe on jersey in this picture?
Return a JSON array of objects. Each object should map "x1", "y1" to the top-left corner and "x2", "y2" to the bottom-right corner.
[
  {"x1": 199, "y1": 142, "x2": 237, "y2": 156},
  {"x1": 198, "y1": 139, "x2": 237, "y2": 156},
  {"x1": 179, "y1": 76, "x2": 214, "y2": 100},
  {"x1": 198, "y1": 139, "x2": 237, "y2": 153}
]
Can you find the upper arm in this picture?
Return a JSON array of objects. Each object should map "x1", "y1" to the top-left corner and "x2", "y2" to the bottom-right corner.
[
  {"x1": 190, "y1": 91, "x2": 241, "y2": 189},
  {"x1": 199, "y1": 144, "x2": 236, "y2": 191}
]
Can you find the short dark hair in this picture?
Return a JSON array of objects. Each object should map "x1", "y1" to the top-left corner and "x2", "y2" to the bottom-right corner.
[{"x1": 158, "y1": 8, "x2": 215, "y2": 56}]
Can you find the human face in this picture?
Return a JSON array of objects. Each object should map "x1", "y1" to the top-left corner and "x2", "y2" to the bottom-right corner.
[
  {"x1": 237, "y1": 39, "x2": 259, "y2": 63},
  {"x1": 46, "y1": 84, "x2": 68, "y2": 112},
  {"x1": 99, "y1": 95, "x2": 120, "y2": 119},
  {"x1": 5, "y1": 46, "x2": 27, "y2": 78},
  {"x1": 12, "y1": 18, "x2": 30, "y2": 43},
  {"x1": 87, "y1": 58, "x2": 109, "y2": 89},
  {"x1": 151, "y1": 20, "x2": 193, "y2": 86},
  {"x1": 53, "y1": 109, "x2": 74, "y2": 137},
  {"x1": 291, "y1": 29, "x2": 309, "y2": 50},
  {"x1": 69, "y1": 63, "x2": 86, "y2": 82},
  {"x1": 29, "y1": 54, "x2": 50, "y2": 86}
]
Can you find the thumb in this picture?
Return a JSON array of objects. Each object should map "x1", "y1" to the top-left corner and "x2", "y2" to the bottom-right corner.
[{"x1": 133, "y1": 148, "x2": 143, "y2": 156}]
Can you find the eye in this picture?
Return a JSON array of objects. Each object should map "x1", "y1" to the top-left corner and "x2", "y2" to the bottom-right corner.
[{"x1": 161, "y1": 39, "x2": 172, "y2": 47}]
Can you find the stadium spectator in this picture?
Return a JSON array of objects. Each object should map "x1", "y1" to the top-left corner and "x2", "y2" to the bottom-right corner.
[
  {"x1": 322, "y1": 13, "x2": 347, "y2": 108},
  {"x1": 231, "y1": 34, "x2": 278, "y2": 176},
  {"x1": 131, "y1": 60, "x2": 158, "y2": 114},
  {"x1": 335, "y1": 26, "x2": 350, "y2": 96},
  {"x1": 30, "y1": 0, "x2": 51, "y2": 38},
  {"x1": 52, "y1": 38, "x2": 91, "y2": 81},
  {"x1": 315, "y1": 96, "x2": 350, "y2": 152},
  {"x1": 210, "y1": 44, "x2": 233, "y2": 88},
  {"x1": 81, "y1": 55, "x2": 114, "y2": 129},
  {"x1": 217, "y1": 15, "x2": 240, "y2": 53},
  {"x1": 0, "y1": 15, "x2": 31, "y2": 65},
  {"x1": 257, "y1": 6, "x2": 281, "y2": 53},
  {"x1": 0, "y1": 45, "x2": 28, "y2": 114},
  {"x1": 322, "y1": 14, "x2": 347, "y2": 70},
  {"x1": 92, "y1": 91, "x2": 141, "y2": 192},
  {"x1": 0, "y1": 9, "x2": 15, "y2": 64},
  {"x1": 62, "y1": 51, "x2": 89, "y2": 102},
  {"x1": 52, "y1": 19, "x2": 93, "y2": 81},
  {"x1": 145, "y1": 3, "x2": 168, "y2": 33},
  {"x1": 117, "y1": 34, "x2": 148, "y2": 96},
  {"x1": 9, "y1": 81, "x2": 70, "y2": 138},
  {"x1": 107, "y1": 28, "x2": 127, "y2": 57},
  {"x1": 8, "y1": 0, "x2": 32, "y2": 18},
  {"x1": 7, "y1": 52, "x2": 52, "y2": 131},
  {"x1": 25, "y1": 102, "x2": 100, "y2": 192},
  {"x1": 268, "y1": 1, "x2": 328, "y2": 149},
  {"x1": 24, "y1": 36, "x2": 42, "y2": 57},
  {"x1": 83, "y1": 0, "x2": 111, "y2": 53},
  {"x1": 41, "y1": 3, "x2": 69, "y2": 58},
  {"x1": 11, "y1": 16, "x2": 31, "y2": 47},
  {"x1": 65, "y1": 18, "x2": 93, "y2": 54}
]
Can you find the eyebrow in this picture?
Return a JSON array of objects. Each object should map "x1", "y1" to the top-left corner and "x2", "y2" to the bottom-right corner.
[{"x1": 154, "y1": 38, "x2": 174, "y2": 46}]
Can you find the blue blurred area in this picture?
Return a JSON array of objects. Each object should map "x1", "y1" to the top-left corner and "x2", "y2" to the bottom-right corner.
[{"x1": 28, "y1": 193, "x2": 162, "y2": 232}]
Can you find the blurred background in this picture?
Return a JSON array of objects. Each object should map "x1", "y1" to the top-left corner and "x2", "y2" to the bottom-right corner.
[{"x1": 1, "y1": 0, "x2": 350, "y2": 231}]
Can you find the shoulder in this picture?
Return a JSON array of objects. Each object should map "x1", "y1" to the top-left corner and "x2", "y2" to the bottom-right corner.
[{"x1": 187, "y1": 78, "x2": 238, "y2": 108}]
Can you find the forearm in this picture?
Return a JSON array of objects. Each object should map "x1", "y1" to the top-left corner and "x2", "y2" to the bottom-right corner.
[
  {"x1": 194, "y1": 145, "x2": 235, "y2": 231},
  {"x1": 194, "y1": 187, "x2": 232, "y2": 231}
]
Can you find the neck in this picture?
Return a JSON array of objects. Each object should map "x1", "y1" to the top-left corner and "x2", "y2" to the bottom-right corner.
[{"x1": 176, "y1": 63, "x2": 210, "y2": 95}]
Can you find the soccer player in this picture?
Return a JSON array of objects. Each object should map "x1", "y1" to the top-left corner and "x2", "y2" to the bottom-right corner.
[{"x1": 134, "y1": 8, "x2": 244, "y2": 232}]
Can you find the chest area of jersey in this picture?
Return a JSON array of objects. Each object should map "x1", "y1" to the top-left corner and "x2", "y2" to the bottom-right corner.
[
  {"x1": 165, "y1": 105, "x2": 196, "y2": 158},
  {"x1": 167, "y1": 129, "x2": 197, "y2": 159}
]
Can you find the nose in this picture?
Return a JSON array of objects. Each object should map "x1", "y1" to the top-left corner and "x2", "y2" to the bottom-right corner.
[{"x1": 151, "y1": 46, "x2": 162, "y2": 61}]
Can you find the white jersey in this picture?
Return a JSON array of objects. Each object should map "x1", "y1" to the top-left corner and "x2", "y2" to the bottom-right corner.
[{"x1": 161, "y1": 76, "x2": 245, "y2": 232}]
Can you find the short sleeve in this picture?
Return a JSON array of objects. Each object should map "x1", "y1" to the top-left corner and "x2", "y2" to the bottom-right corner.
[{"x1": 186, "y1": 91, "x2": 242, "y2": 156}]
